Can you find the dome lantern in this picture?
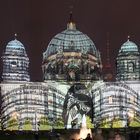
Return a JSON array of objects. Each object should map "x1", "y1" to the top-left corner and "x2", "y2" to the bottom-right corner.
[{"x1": 67, "y1": 12, "x2": 76, "y2": 30}]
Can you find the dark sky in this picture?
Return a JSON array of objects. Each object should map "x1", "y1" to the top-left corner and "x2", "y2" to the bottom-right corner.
[{"x1": 0, "y1": 0, "x2": 140, "y2": 81}]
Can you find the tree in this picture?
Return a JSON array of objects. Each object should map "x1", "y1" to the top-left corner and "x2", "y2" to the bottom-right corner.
[
  {"x1": 100, "y1": 118, "x2": 110, "y2": 128},
  {"x1": 39, "y1": 116, "x2": 50, "y2": 130},
  {"x1": 23, "y1": 118, "x2": 32, "y2": 130},
  {"x1": 129, "y1": 116, "x2": 140, "y2": 127},
  {"x1": 86, "y1": 116, "x2": 94, "y2": 128},
  {"x1": 7, "y1": 118, "x2": 18, "y2": 130},
  {"x1": 112, "y1": 117, "x2": 123, "y2": 128},
  {"x1": 54, "y1": 118, "x2": 64, "y2": 129}
]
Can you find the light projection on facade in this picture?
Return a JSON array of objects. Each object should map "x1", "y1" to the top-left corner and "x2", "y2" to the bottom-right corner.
[
  {"x1": 2, "y1": 35, "x2": 30, "y2": 82},
  {"x1": 1, "y1": 19, "x2": 140, "y2": 131}
]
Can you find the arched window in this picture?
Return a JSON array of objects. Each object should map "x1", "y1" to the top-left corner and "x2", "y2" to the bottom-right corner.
[{"x1": 128, "y1": 62, "x2": 134, "y2": 72}]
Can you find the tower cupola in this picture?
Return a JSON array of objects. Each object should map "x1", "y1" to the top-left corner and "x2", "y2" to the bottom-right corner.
[
  {"x1": 116, "y1": 37, "x2": 140, "y2": 81},
  {"x1": 2, "y1": 35, "x2": 30, "y2": 82}
]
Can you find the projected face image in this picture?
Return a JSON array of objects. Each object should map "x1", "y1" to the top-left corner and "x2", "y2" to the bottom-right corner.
[{"x1": 63, "y1": 83, "x2": 92, "y2": 128}]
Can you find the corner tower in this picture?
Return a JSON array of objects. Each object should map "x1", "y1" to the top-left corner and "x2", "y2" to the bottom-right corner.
[
  {"x1": 116, "y1": 37, "x2": 140, "y2": 81},
  {"x1": 2, "y1": 35, "x2": 30, "y2": 82}
]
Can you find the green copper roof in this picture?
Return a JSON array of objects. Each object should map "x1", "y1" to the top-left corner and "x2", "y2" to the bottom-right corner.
[
  {"x1": 119, "y1": 39, "x2": 138, "y2": 53},
  {"x1": 6, "y1": 39, "x2": 25, "y2": 49}
]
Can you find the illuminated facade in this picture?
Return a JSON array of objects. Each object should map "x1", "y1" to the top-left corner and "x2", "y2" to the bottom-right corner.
[
  {"x1": 0, "y1": 82, "x2": 66, "y2": 130},
  {"x1": 92, "y1": 81, "x2": 140, "y2": 128},
  {"x1": 1, "y1": 19, "x2": 140, "y2": 130}
]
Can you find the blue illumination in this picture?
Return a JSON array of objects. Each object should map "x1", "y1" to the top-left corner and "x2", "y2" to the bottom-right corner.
[
  {"x1": 119, "y1": 39, "x2": 138, "y2": 53},
  {"x1": 6, "y1": 39, "x2": 24, "y2": 49}
]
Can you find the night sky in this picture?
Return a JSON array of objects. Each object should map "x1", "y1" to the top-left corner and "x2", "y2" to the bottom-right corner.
[{"x1": 0, "y1": 0, "x2": 140, "y2": 81}]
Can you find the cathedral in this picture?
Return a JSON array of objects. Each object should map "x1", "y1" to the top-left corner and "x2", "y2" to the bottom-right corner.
[{"x1": 0, "y1": 16, "x2": 140, "y2": 130}]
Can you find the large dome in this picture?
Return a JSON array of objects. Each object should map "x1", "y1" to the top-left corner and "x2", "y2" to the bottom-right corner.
[
  {"x1": 43, "y1": 22, "x2": 98, "y2": 59},
  {"x1": 42, "y1": 21, "x2": 102, "y2": 81}
]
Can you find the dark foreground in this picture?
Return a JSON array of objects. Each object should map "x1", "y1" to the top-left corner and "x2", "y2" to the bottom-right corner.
[{"x1": 0, "y1": 128, "x2": 140, "y2": 140}]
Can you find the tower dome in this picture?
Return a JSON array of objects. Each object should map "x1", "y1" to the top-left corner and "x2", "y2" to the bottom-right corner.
[
  {"x1": 2, "y1": 36, "x2": 30, "y2": 82},
  {"x1": 6, "y1": 39, "x2": 25, "y2": 49},
  {"x1": 42, "y1": 19, "x2": 102, "y2": 81},
  {"x1": 116, "y1": 37, "x2": 140, "y2": 81},
  {"x1": 119, "y1": 38, "x2": 139, "y2": 54}
]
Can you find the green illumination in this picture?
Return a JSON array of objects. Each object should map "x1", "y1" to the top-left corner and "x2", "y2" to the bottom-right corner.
[
  {"x1": 7, "y1": 118, "x2": 18, "y2": 131},
  {"x1": 129, "y1": 117, "x2": 140, "y2": 127},
  {"x1": 23, "y1": 119, "x2": 32, "y2": 130},
  {"x1": 86, "y1": 116, "x2": 94, "y2": 129}
]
